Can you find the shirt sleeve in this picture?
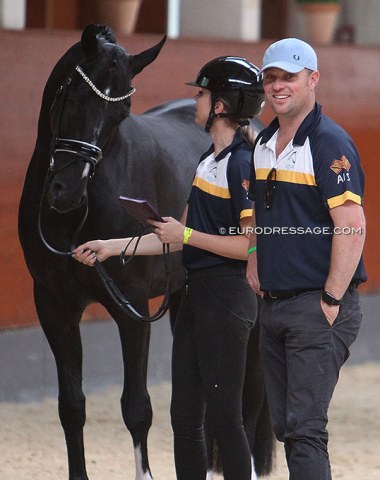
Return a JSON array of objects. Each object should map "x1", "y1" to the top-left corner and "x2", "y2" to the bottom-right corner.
[
  {"x1": 247, "y1": 133, "x2": 262, "y2": 202},
  {"x1": 247, "y1": 150, "x2": 256, "y2": 202},
  {"x1": 227, "y1": 148, "x2": 254, "y2": 221},
  {"x1": 312, "y1": 125, "x2": 365, "y2": 209}
]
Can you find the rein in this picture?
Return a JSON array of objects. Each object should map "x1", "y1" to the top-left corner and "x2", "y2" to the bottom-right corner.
[
  {"x1": 94, "y1": 243, "x2": 170, "y2": 323},
  {"x1": 38, "y1": 173, "x2": 88, "y2": 257},
  {"x1": 38, "y1": 65, "x2": 171, "y2": 322}
]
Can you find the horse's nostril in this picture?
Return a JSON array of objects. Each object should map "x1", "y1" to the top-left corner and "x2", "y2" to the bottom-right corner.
[
  {"x1": 51, "y1": 180, "x2": 65, "y2": 193},
  {"x1": 48, "y1": 180, "x2": 66, "y2": 202}
]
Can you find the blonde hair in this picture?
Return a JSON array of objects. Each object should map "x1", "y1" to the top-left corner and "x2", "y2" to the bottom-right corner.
[
  {"x1": 217, "y1": 96, "x2": 258, "y2": 146},
  {"x1": 240, "y1": 125, "x2": 257, "y2": 146}
]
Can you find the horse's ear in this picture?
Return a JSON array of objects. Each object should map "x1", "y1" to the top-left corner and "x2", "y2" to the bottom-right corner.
[
  {"x1": 129, "y1": 35, "x2": 167, "y2": 78},
  {"x1": 81, "y1": 24, "x2": 117, "y2": 56}
]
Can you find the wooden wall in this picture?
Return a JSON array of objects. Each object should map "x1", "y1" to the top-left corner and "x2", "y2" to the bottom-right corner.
[
  {"x1": 26, "y1": 0, "x2": 168, "y2": 33},
  {"x1": 0, "y1": 29, "x2": 379, "y2": 329}
]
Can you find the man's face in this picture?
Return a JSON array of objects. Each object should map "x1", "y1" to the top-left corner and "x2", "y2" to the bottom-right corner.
[{"x1": 262, "y1": 67, "x2": 319, "y2": 118}]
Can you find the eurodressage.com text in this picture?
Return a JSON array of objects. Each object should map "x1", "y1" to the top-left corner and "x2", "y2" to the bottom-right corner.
[{"x1": 219, "y1": 226, "x2": 364, "y2": 236}]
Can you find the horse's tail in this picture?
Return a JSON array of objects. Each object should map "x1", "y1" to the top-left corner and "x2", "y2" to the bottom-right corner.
[
  {"x1": 243, "y1": 307, "x2": 276, "y2": 476},
  {"x1": 207, "y1": 298, "x2": 276, "y2": 477},
  {"x1": 250, "y1": 395, "x2": 276, "y2": 476}
]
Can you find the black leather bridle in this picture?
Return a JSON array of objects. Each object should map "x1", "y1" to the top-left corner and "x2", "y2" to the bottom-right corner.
[{"x1": 38, "y1": 65, "x2": 171, "y2": 322}]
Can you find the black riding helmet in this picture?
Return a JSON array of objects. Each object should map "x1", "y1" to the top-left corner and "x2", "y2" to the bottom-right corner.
[{"x1": 186, "y1": 56, "x2": 265, "y2": 131}]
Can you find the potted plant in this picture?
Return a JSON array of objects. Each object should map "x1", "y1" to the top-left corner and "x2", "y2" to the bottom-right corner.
[
  {"x1": 295, "y1": 0, "x2": 342, "y2": 44},
  {"x1": 94, "y1": 0, "x2": 143, "y2": 35}
]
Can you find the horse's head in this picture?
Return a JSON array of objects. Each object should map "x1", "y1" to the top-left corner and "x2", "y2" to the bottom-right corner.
[{"x1": 46, "y1": 24, "x2": 166, "y2": 213}]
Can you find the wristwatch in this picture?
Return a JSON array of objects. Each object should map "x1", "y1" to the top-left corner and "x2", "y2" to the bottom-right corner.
[{"x1": 322, "y1": 290, "x2": 341, "y2": 306}]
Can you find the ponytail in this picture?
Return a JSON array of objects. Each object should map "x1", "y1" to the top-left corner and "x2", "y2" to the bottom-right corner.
[{"x1": 240, "y1": 125, "x2": 257, "y2": 146}]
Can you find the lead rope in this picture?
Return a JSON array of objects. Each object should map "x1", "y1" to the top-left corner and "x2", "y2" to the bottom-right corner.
[
  {"x1": 38, "y1": 181, "x2": 171, "y2": 322},
  {"x1": 94, "y1": 238, "x2": 171, "y2": 323},
  {"x1": 38, "y1": 171, "x2": 88, "y2": 256}
]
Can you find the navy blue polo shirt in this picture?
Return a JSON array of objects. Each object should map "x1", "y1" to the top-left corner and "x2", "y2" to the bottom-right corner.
[
  {"x1": 183, "y1": 129, "x2": 254, "y2": 270},
  {"x1": 248, "y1": 103, "x2": 367, "y2": 291}
]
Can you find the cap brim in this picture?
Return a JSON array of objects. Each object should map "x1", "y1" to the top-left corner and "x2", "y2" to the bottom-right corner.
[
  {"x1": 259, "y1": 61, "x2": 305, "y2": 74},
  {"x1": 185, "y1": 81, "x2": 199, "y2": 86}
]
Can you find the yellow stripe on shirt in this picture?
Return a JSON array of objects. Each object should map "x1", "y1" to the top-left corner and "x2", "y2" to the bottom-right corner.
[
  {"x1": 256, "y1": 168, "x2": 317, "y2": 186},
  {"x1": 193, "y1": 176, "x2": 231, "y2": 199},
  {"x1": 240, "y1": 208, "x2": 253, "y2": 220},
  {"x1": 327, "y1": 191, "x2": 362, "y2": 208}
]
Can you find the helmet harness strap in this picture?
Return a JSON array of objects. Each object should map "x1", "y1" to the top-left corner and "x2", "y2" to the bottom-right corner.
[
  {"x1": 205, "y1": 89, "x2": 248, "y2": 132},
  {"x1": 205, "y1": 93, "x2": 217, "y2": 132}
]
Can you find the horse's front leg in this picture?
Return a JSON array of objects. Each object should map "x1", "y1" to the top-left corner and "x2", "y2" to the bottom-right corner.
[
  {"x1": 111, "y1": 303, "x2": 153, "y2": 480},
  {"x1": 34, "y1": 284, "x2": 88, "y2": 480}
]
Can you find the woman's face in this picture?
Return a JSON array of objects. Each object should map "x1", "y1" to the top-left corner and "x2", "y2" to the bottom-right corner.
[{"x1": 194, "y1": 88, "x2": 212, "y2": 128}]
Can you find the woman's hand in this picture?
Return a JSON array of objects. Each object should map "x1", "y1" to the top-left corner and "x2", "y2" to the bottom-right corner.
[
  {"x1": 246, "y1": 251, "x2": 263, "y2": 297},
  {"x1": 72, "y1": 240, "x2": 116, "y2": 266},
  {"x1": 148, "y1": 217, "x2": 185, "y2": 244}
]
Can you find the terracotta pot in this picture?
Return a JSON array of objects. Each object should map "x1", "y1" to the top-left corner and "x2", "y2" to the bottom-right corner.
[
  {"x1": 298, "y1": 3, "x2": 341, "y2": 45},
  {"x1": 94, "y1": 0, "x2": 142, "y2": 35}
]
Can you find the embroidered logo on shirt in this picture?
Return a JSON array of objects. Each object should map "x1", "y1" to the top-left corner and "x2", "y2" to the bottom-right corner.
[
  {"x1": 207, "y1": 166, "x2": 218, "y2": 182},
  {"x1": 330, "y1": 155, "x2": 351, "y2": 174},
  {"x1": 285, "y1": 152, "x2": 297, "y2": 170}
]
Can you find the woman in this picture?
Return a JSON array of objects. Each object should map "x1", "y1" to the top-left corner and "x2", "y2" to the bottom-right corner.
[{"x1": 74, "y1": 56, "x2": 265, "y2": 480}]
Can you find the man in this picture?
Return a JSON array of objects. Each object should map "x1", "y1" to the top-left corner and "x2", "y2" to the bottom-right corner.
[{"x1": 246, "y1": 38, "x2": 366, "y2": 479}]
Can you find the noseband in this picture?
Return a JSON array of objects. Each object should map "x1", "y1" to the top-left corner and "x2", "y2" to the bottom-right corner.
[{"x1": 50, "y1": 138, "x2": 102, "y2": 179}]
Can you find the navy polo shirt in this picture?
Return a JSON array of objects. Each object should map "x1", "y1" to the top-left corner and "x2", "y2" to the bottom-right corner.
[
  {"x1": 183, "y1": 129, "x2": 254, "y2": 270},
  {"x1": 248, "y1": 103, "x2": 367, "y2": 291}
]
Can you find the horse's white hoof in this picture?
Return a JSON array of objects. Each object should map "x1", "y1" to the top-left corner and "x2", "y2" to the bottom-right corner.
[
  {"x1": 251, "y1": 456, "x2": 258, "y2": 480},
  {"x1": 134, "y1": 446, "x2": 153, "y2": 480}
]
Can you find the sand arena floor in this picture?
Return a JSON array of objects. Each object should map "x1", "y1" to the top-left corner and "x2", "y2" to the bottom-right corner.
[{"x1": 0, "y1": 363, "x2": 380, "y2": 479}]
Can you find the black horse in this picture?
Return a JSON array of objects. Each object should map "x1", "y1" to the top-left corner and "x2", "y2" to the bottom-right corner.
[{"x1": 18, "y1": 24, "x2": 274, "y2": 479}]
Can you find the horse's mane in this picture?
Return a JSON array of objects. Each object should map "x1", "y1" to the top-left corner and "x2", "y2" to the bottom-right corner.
[
  {"x1": 80, "y1": 24, "x2": 117, "y2": 57},
  {"x1": 82, "y1": 24, "x2": 117, "y2": 45},
  {"x1": 35, "y1": 43, "x2": 84, "y2": 150},
  {"x1": 44, "y1": 24, "x2": 116, "y2": 103}
]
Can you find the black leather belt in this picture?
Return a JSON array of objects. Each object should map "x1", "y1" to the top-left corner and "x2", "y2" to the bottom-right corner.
[
  {"x1": 264, "y1": 282, "x2": 358, "y2": 301},
  {"x1": 265, "y1": 288, "x2": 321, "y2": 300}
]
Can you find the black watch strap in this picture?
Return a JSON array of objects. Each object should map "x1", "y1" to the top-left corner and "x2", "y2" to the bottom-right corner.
[{"x1": 322, "y1": 290, "x2": 341, "y2": 306}]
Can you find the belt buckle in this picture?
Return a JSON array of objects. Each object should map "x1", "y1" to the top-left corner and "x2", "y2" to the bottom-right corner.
[{"x1": 268, "y1": 291, "x2": 278, "y2": 299}]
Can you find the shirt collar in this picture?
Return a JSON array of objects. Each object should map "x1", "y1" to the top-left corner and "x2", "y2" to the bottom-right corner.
[
  {"x1": 259, "y1": 103, "x2": 322, "y2": 146},
  {"x1": 201, "y1": 128, "x2": 247, "y2": 163}
]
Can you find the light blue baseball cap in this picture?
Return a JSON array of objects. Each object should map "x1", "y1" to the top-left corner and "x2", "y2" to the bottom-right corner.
[{"x1": 260, "y1": 38, "x2": 318, "y2": 74}]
